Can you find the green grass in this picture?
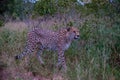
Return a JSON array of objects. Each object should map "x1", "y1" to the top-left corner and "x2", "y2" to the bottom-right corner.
[
  {"x1": 65, "y1": 14, "x2": 120, "y2": 80},
  {"x1": 0, "y1": 12, "x2": 120, "y2": 80}
]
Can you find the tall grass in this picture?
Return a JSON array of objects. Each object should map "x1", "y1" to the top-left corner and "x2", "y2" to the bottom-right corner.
[
  {"x1": 0, "y1": 12, "x2": 120, "y2": 80},
  {"x1": 66, "y1": 14, "x2": 120, "y2": 80}
]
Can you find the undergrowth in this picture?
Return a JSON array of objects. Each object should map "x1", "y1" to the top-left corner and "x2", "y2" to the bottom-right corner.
[{"x1": 0, "y1": 7, "x2": 120, "y2": 80}]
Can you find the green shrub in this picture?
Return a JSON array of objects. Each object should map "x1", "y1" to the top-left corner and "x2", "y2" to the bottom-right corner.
[
  {"x1": 34, "y1": 0, "x2": 76, "y2": 15},
  {"x1": 34, "y1": 0, "x2": 57, "y2": 16},
  {"x1": 0, "y1": 20, "x2": 4, "y2": 27}
]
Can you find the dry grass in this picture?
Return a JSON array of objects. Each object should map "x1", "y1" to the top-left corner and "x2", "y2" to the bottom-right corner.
[
  {"x1": 0, "y1": 12, "x2": 120, "y2": 80},
  {"x1": 3, "y1": 21, "x2": 28, "y2": 32},
  {"x1": 0, "y1": 13, "x2": 78, "y2": 80}
]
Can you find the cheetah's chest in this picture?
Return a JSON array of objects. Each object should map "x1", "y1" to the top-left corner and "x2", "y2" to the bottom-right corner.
[{"x1": 64, "y1": 42, "x2": 71, "y2": 50}]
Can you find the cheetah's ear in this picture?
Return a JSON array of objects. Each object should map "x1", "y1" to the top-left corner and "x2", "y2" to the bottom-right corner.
[{"x1": 67, "y1": 27, "x2": 71, "y2": 31}]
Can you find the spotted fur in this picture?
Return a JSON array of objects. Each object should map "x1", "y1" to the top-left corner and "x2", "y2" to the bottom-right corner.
[{"x1": 15, "y1": 27, "x2": 80, "y2": 71}]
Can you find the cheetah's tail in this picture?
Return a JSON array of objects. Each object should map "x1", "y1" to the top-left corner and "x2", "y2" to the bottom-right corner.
[
  {"x1": 15, "y1": 55, "x2": 20, "y2": 60},
  {"x1": 15, "y1": 52, "x2": 27, "y2": 60}
]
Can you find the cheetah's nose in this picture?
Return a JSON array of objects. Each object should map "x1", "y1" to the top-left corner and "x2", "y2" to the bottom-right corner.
[{"x1": 74, "y1": 35, "x2": 80, "y2": 39}]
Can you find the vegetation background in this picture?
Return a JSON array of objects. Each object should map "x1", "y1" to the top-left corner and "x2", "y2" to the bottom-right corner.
[{"x1": 0, "y1": 0, "x2": 120, "y2": 80}]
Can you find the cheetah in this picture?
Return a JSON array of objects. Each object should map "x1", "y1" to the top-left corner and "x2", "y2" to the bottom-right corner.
[{"x1": 15, "y1": 27, "x2": 80, "y2": 71}]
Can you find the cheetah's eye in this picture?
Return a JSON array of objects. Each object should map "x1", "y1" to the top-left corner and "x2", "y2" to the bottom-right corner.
[{"x1": 73, "y1": 31, "x2": 76, "y2": 33}]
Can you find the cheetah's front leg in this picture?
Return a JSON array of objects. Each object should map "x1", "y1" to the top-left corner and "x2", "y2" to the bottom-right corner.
[
  {"x1": 57, "y1": 50, "x2": 67, "y2": 71},
  {"x1": 36, "y1": 49, "x2": 44, "y2": 64}
]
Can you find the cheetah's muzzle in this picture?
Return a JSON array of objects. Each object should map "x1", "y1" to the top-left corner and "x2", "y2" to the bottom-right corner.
[{"x1": 74, "y1": 35, "x2": 80, "y2": 39}]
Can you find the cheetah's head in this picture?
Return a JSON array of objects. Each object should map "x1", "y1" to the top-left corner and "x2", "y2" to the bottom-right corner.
[{"x1": 66, "y1": 27, "x2": 80, "y2": 40}]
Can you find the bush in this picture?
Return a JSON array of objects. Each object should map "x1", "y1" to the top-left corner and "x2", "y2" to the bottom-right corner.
[
  {"x1": 34, "y1": 0, "x2": 57, "y2": 16},
  {"x1": 0, "y1": 20, "x2": 4, "y2": 27},
  {"x1": 34, "y1": 0, "x2": 76, "y2": 16}
]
